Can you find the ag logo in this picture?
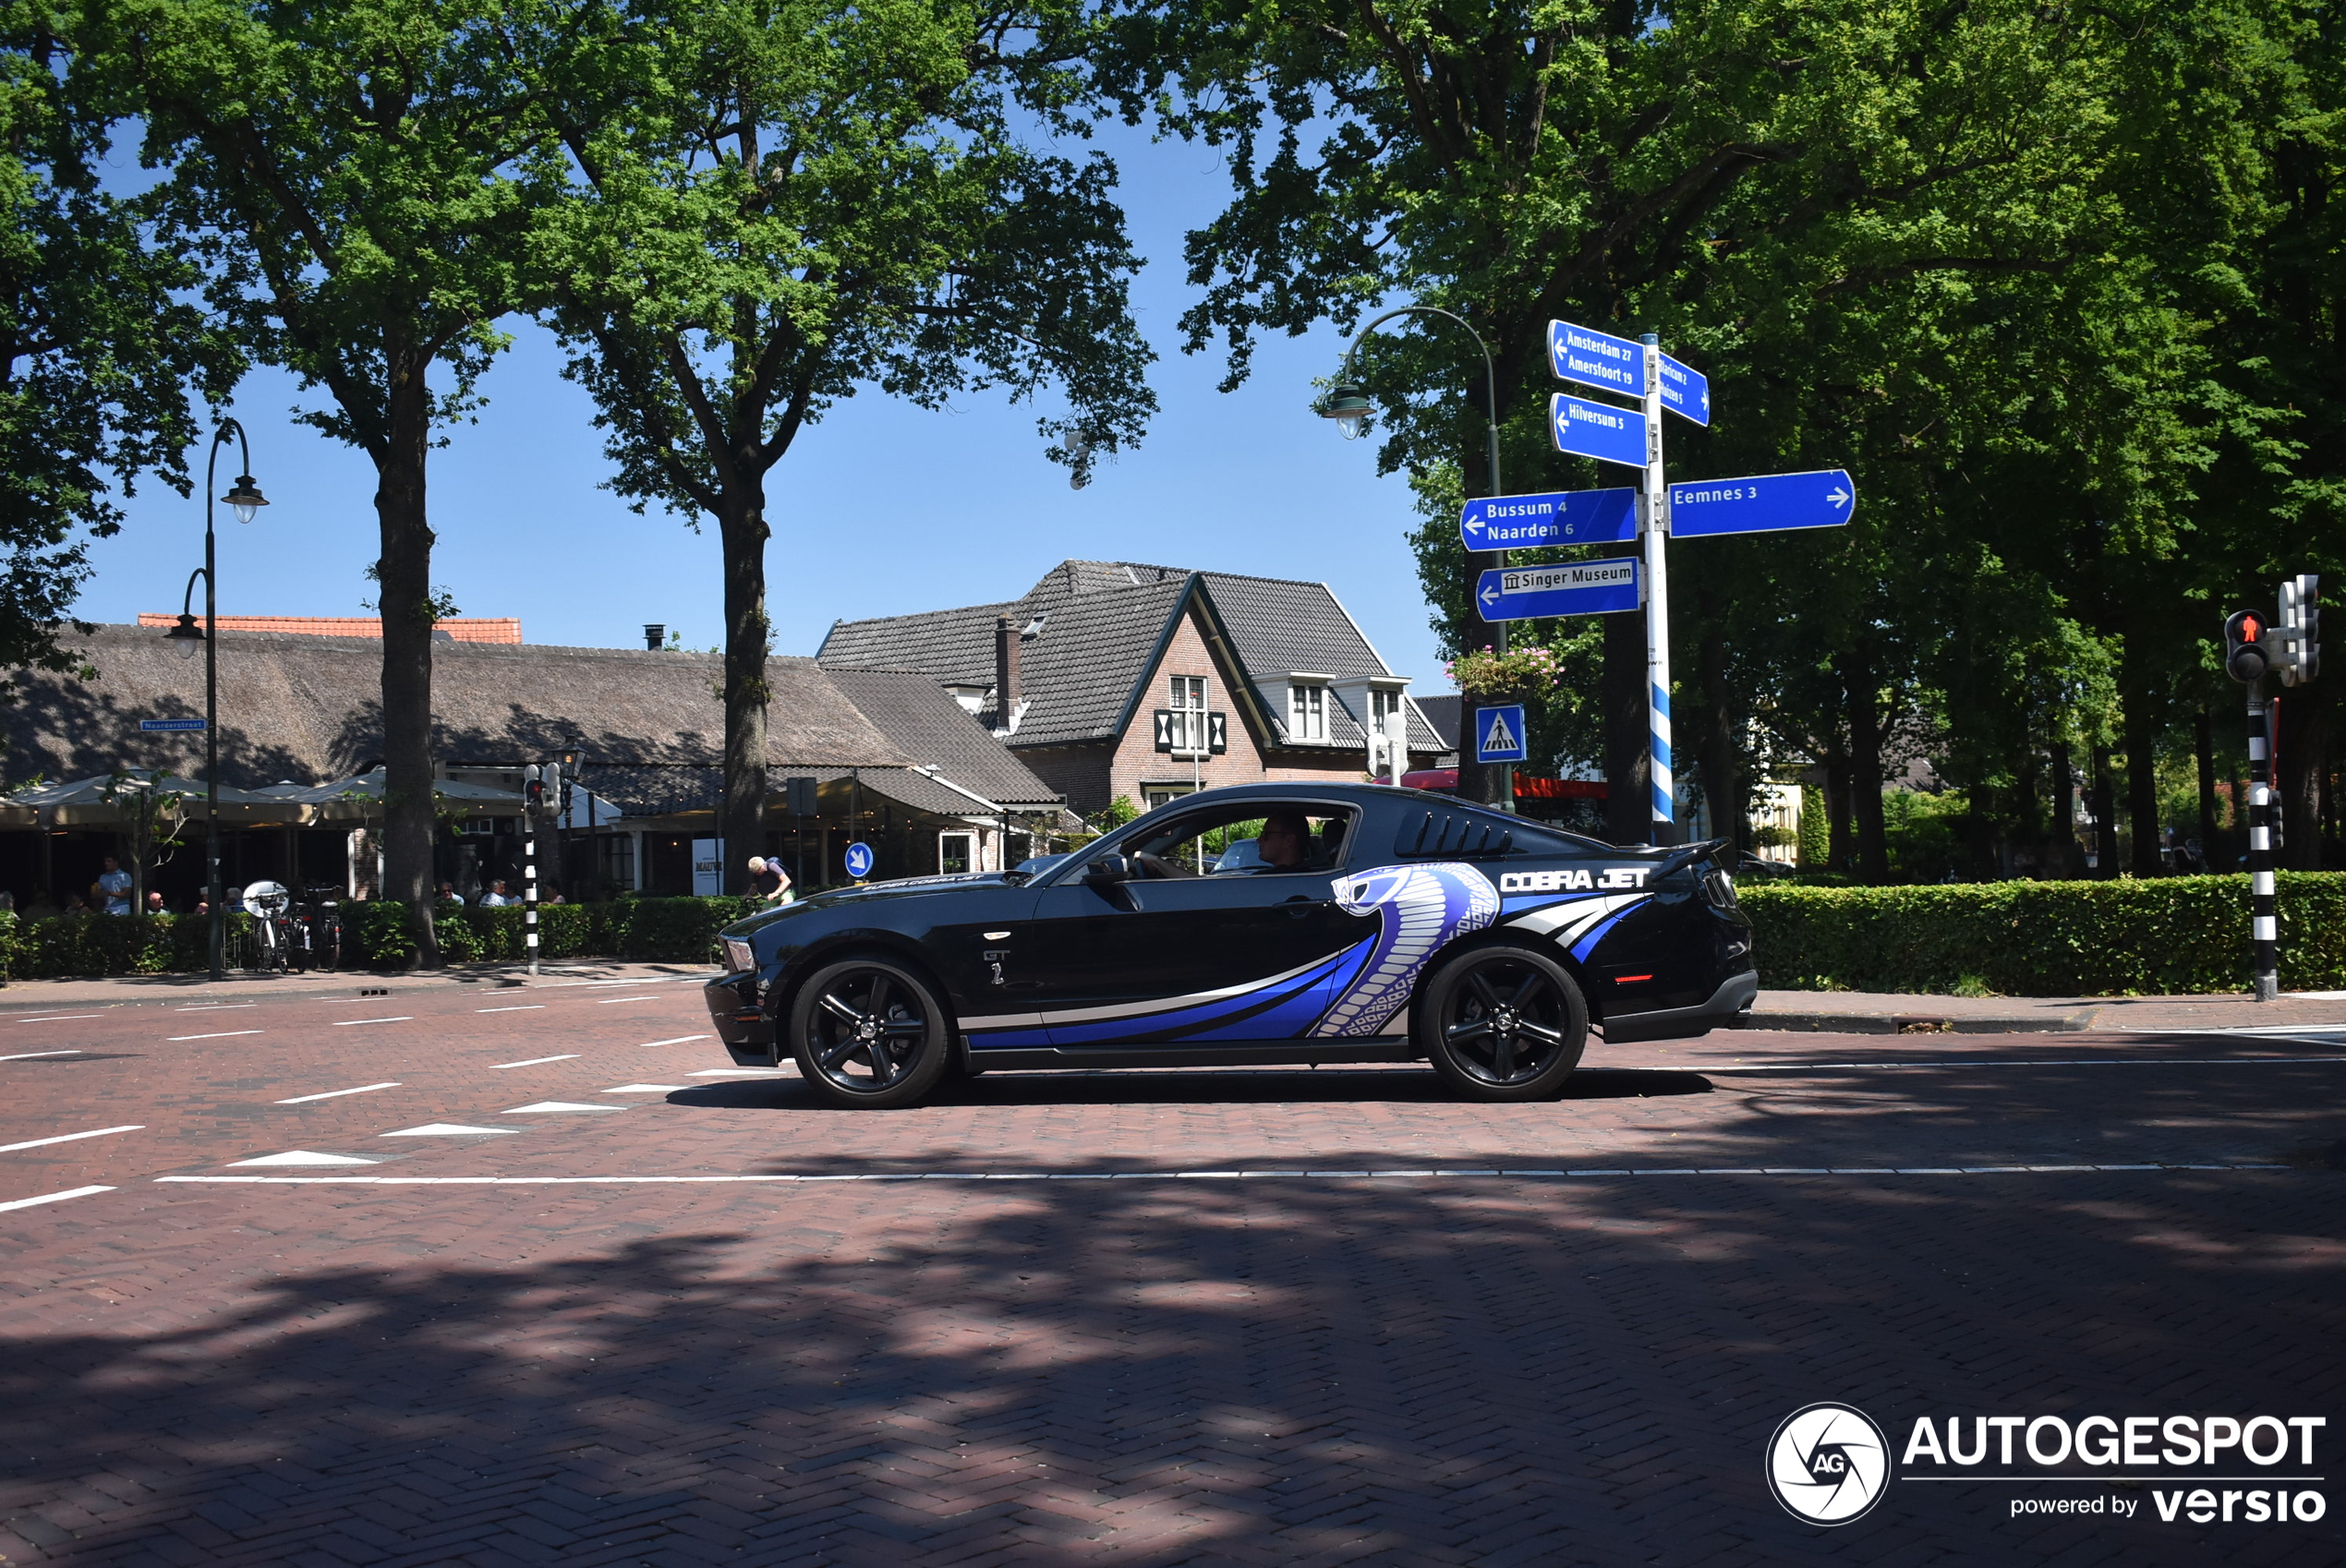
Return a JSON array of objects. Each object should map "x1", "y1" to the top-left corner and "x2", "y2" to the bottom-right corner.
[{"x1": 1765, "y1": 1403, "x2": 1889, "y2": 1525}]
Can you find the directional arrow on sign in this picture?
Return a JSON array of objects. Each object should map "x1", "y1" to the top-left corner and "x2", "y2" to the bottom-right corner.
[
  {"x1": 1657, "y1": 352, "x2": 1710, "y2": 427},
  {"x1": 1666, "y1": 468, "x2": 1857, "y2": 539},
  {"x1": 1459, "y1": 487, "x2": 1639, "y2": 551},
  {"x1": 1547, "y1": 319, "x2": 1644, "y2": 399}
]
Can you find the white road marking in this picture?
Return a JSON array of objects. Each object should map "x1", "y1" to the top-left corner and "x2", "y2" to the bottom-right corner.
[
  {"x1": 169, "y1": 1031, "x2": 264, "y2": 1042},
  {"x1": 688, "y1": 1068, "x2": 788, "y2": 1077},
  {"x1": 6, "y1": 1015, "x2": 103, "y2": 1024},
  {"x1": 638, "y1": 1035, "x2": 710, "y2": 1048},
  {"x1": 1706, "y1": 1056, "x2": 2346, "y2": 1073},
  {"x1": 176, "y1": 1004, "x2": 257, "y2": 1011},
  {"x1": 503, "y1": 1101, "x2": 624, "y2": 1115},
  {"x1": 150, "y1": 1162, "x2": 2300, "y2": 1188},
  {"x1": 331, "y1": 1017, "x2": 414, "y2": 1027},
  {"x1": 0, "y1": 1050, "x2": 82, "y2": 1062},
  {"x1": 594, "y1": 996, "x2": 661, "y2": 1005},
  {"x1": 228, "y1": 1151, "x2": 380, "y2": 1167},
  {"x1": 477, "y1": 1005, "x2": 547, "y2": 1013},
  {"x1": 489, "y1": 1055, "x2": 579, "y2": 1069},
  {"x1": 602, "y1": 1084, "x2": 689, "y2": 1093},
  {"x1": 381, "y1": 1124, "x2": 520, "y2": 1137},
  {"x1": 0, "y1": 1184, "x2": 115, "y2": 1212},
  {"x1": 0, "y1": 1125, "x2": 142, "y2": 1153},
  {"x1": 274, "y1": 1081, "x2": 401, "y2": 1104}
]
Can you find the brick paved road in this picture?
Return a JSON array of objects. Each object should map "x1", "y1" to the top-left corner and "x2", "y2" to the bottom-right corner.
[{"x1": 1, "y1": 980, "x2": 2340, "y2": 1565}]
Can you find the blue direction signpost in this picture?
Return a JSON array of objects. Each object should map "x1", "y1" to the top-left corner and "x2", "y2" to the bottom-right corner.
[
  {"x1": 1657, "y1": 352, "x2": 1710, "y2": 427},
  {"x1": 1667, "y1": 469, "x2": 1856, "y2": 538},
  {"x1": 843, "y1": 841, "x2": 875, "y2": 880},
  {"x1": 1476, "y1": 559, "x2": 1642, "y2": 621},
  {"x1": 1550, "y1": 394, "x2": 1647, "y2": 467},
  {"x1": 139, "y1": 718, "x2": 207, "y2": 733},
  {"x1": 1475, "y1": 705, "x2": 1529, "y2": 765},
  {"x1": 1458, "y1": 487, "x2": 1639, "y2": 550},
  {"x1": 1546, "y1": 319, "x2": 1643, "y2": 399}
]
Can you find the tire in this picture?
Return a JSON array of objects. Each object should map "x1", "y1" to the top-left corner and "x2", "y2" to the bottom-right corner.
[
  {"x1": 1417, "y1": 941, "x2": 1589, "y2": 1102},
  {"x1": 789, "y1": 956, "x2": 955, "y2": 1109}
]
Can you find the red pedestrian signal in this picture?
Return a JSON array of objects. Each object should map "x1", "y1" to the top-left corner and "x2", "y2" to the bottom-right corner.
[{"x1": 2224, "y1": 610, "x2": 2269, "y2": 682}]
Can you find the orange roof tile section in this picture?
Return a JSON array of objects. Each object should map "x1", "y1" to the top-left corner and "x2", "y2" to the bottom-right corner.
[{"x1": 136, "y1": 614, "x2": 522, "y2": 644}]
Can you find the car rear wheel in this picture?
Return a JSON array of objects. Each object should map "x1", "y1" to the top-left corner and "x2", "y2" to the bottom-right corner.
[
  {"x1": 1419, "y1": 942, "x2": 1588, "y2": 1101},
  {"x1": 789, "y1": 957, "x2": 953, "y2": 1109}
]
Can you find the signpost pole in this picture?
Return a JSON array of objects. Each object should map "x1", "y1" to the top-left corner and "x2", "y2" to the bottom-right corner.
[
  {"x1": 2247, "y1": 684, "x2": 2278, "y2": 1002},
  {"x1": 1639, "y1": 333, "x2": 1675, "y2": 847},
  {"x1": 525, "y1": 768, "x2": 540, "y2": 979}
]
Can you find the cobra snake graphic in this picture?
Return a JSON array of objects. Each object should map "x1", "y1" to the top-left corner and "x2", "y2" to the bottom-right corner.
[{"x1": 1311, "y1": 862, "x2": 1500, "y2": 1037}]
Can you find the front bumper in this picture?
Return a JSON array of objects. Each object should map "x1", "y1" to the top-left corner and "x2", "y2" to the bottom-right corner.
[
  {"x1": 703, "y1": 971, "x2": 776, "y2": 1066},
  {"x1": 1598, "y1": 969, "x2": 1759, "y2": 1044}
]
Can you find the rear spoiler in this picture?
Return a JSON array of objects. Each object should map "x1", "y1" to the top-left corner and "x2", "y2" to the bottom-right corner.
[{"x1": 1649, "y1": 837, "x2": 1733, "y2": 881}]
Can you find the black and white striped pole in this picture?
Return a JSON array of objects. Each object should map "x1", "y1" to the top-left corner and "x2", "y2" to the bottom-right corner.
[
  {"x1": 524, "y1": 764, "x2": 543, "y2": 977},
  {"x1": 2225, "y1": 576, "x2": 2319, "y2": 1005}
]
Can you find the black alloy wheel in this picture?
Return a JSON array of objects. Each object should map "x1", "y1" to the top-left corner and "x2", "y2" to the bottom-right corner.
[
  {"x1": 1419, "y1": 942, "x2": 1589, "y2": 1101},
  {"x1": 789, "y1": 957, "x2": 953, "y2": 1109}
]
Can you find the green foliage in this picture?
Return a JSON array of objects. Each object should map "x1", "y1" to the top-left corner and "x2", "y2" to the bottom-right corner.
[
  {"x1": 352, "y1": 899, "x2": 418, "y2": 970},
  {"x1": 1093, "y1": 795, "x2": 1140, "y2": 830},
  {"x1": 1796, "y1": 784, "x2": 1830, "y2": 871},
  {"x1": 1740, "y1": 874, "x2": 2346, "y2": 995},
  {"x1": 0, "y1": 910, "x2": 252, "y2": 978}
]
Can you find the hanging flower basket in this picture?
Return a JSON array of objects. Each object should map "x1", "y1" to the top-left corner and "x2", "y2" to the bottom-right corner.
[{"x1": 1445, "y1": 644, "x2": 1568, "y2": 703}]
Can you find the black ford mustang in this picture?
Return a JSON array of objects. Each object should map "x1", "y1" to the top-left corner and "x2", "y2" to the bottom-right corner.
[{"x1": 703, "y1": 781, "x2": 1757, "y2": 1107}]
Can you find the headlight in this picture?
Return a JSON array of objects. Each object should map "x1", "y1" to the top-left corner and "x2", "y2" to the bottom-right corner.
[{"x1": 722, "y1": 937, "x2": 756, "y2": 973}]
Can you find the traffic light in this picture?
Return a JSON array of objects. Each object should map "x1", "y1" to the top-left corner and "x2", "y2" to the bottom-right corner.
[
  {"x1": 785, "y1": 776, "x2": 818, "y2": 816},
  {"x1": 2224, "y1": 609, "x2": 2270, "y2": 683},
  {"x1": 525, "y1": 763, "x2": 544, "y2": 808},
  {"x1": 543, "y1": 761, "x2": 562, "y2": 814},
  {"x1": 2279, "y1": 574, "x2": 2321, "y2": 686}
]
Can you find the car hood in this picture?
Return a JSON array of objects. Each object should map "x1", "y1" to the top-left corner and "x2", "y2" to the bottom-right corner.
[{"x1": 721, "y1": 871, "x2": 1027, "y2": 936}]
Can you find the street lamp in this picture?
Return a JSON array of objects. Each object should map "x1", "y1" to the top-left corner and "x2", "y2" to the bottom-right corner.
[
  {"x1": 1322, "y1": 305, "x2": 1513, "y2": 809},
  {"x1": 160, "y1": 418, "x2": 267, "y2": 981}
]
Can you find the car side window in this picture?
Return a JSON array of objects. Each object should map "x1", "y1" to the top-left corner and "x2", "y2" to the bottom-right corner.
[{"x1": 1126, "y1": 805, "x2": 1359, "y2": 877}]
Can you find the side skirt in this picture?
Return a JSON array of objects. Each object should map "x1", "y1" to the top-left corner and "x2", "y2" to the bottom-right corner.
[{"x1": 962, "y1": 1040, "x2": 1420, "y2": 1071}]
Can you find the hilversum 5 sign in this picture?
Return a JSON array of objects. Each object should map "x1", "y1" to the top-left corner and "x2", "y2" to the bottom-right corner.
[
  {"x1": 1458, "y1": 487, "x2": 1639, "y2": 550},
  {"x1": 1550, "y1": 394, "x2": 1648, "y2": 468}
]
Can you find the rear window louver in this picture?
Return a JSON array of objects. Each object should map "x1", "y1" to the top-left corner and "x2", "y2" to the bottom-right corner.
[{"x1": 1397, "y1": 810, "x2": 1513, "y2": 859}]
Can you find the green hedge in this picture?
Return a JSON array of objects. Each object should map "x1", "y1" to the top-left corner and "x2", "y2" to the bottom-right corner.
[
  {"x1": 1739, "y1": 873, "x2": 2346, "y2": 995},
  {"x1": 0, "y1": 897, "x2": 756, "y2": 980}
]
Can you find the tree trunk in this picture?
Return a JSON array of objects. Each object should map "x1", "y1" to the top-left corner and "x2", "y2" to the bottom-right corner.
[
  {"x1": 376, "y1": 372, "x2": 441, "y2": 964},
  {"x1": 2279, "y1": 675, "x2": 2333, "y2": 871},
  {"x1": 2195, "y1": 707, "x2": 2219, "y2": 872},
  {"x1": 1824, "y1": 740, "x2": 1851, "y2": 872},
  {"x1": 1696, "y1": 624, "x2": 1738, "y2": 850},
  {"x1": 1844, "y1": 650, "x2": 1888, "y2": 882},
  {"x1": 719, "y1": 488, "x2": 773, "y2": 894},
  {"x1": 2049, "y1": 744, "x2": 2079, "y2": 876},
  {"x1": 1603, "y1": 551, "x2": 1648, "y2": 845},
  {"x1": 2090, "y1": 746, "x2": 2120, "y2": 876},
  {"x1": 2124, "y1": 703, "x2": 2164, "y2": 875}
]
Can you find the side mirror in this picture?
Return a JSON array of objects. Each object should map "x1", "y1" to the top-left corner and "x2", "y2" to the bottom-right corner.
[{"x1": 1083, "y1": 853, "x2": 1131, "y2": 886}]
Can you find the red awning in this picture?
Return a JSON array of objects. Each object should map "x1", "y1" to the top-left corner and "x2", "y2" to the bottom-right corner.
[{"x1": 1398, "y1": 769, "x2": 1606, "y2": 801}]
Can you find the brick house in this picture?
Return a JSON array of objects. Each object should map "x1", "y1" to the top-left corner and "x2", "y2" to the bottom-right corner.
[{"x1": 816, "y1": 561, "x2": 1447, "y2": 817}]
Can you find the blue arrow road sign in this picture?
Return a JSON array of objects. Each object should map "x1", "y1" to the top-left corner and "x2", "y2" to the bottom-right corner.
[
  {"x1": 1458, "y1": 487, "x2": 1639, "y2": 551},
  {"x1": 1475, "y1": 704, "x2": 1529, "y2": 765},
  {"x1": 1667, "y1": 468, "x2": 1857, "y2": 539},
  {"x1": 1547, "y1": 319, "x2": 1644, "y2": 399},
  {"x1": 1476, "y1": 559, "x2": 1642, "y2": 621},
  {"x1": 138, "y1": 718, "x2": 207, "y2": 732},
  {"x1": 1657, "y1": 352, "x2": 1710, "y2": 426},
  {"x1": 1551, "y1": 394, "x2": 1648, "y2": 468},
  {"x1": 843, "y1": 841, "x2": 875, "y2": 879}
]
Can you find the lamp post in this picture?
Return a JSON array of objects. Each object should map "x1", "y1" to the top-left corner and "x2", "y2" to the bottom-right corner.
[
  {"x1": 1323, "y1": 305, "x2": 1513, "y2": 809},
  {"x1": 162, "y1": 419, "x2": 268, "y2": 981}
]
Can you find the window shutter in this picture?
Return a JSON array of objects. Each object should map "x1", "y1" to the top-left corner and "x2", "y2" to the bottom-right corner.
[
  {"x1": 1153, "y1": 710, "x2": 1173, "y2": 752},
  {"x1": 1208, "y1": 713, "x2": 1227, "y2": 754}
]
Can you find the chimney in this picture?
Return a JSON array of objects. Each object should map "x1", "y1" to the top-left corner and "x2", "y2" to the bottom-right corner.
[
  {"x1": 994, "y1": 614, "x2": 1021, "y2": 730},
  {"x1": 643, "y1": 622, "x2": 665, "y2": 651}
]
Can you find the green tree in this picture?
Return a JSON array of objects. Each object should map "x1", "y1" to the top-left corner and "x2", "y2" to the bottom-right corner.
[
  {"x1": 527, "y1": 0, "x2": 1155, "y2": 888},
  {"x1": 91, "y1": 0, "x2": 556, "y2": 952},
  {"x1": 0, "y1": 3, "x2": 229, "y2": 693}
]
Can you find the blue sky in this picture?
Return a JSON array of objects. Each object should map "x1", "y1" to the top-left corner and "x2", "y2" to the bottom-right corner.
[{"x1": 74, "y1": 119, "x2": 1459, "y2": 694}]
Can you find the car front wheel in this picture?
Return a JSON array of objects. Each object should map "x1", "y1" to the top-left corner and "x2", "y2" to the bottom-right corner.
[
  {"x1": 789, "y1": 957, "x2": 954, "y2": 1109},
  {"x1": 1418, "y1": 942, "x2": 1589, "y2": 1101}
]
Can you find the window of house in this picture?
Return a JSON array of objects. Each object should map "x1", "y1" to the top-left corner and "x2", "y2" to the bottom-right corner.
[
  {"x1": 1289, "y1": 681, "x2": 1327, "y2": 742},
  {"x1": 938, "y1": 832, "x2": 974, "y2": 874},
  {"x1": 598, "y1": 833, "x2": 636, "y2": 894},
  {"x1": 1168, "y1": 675, "x2": 1207, "y2": 752},
  {"x1": 1370, "y1": 689, "x2": 1401, "y2": 733}
]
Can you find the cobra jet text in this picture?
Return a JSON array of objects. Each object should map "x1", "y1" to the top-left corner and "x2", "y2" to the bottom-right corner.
[{"x1": 1498, "y1": 868, "x2": 1648, "y2": 893}]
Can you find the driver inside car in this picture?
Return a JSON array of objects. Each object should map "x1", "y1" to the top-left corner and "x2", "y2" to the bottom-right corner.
[{"x1": 1136, "y1": 809, "x2": 1314, "y2": 878}]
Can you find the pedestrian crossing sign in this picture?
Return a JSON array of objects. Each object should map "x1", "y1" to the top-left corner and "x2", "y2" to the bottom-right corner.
[{"x1": 1475, "y1": 704, "x2": 1529, "y2": 764}]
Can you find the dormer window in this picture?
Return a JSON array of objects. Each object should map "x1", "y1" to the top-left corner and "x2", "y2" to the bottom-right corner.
[{"x1": 1289, "y1": 681, "x2": 1327, "y2": 742}]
